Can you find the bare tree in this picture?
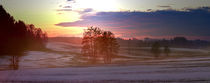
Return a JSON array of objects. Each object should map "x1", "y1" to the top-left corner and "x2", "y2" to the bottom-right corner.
[
  {"x1": 151, "y1": 42, "x2": 161, "y2": 57},
  {"x1": 82, "y1": 27, "x2": 102, "y2": 56},
  {"x1": 82, "y1": 27, "x2": 120, "y2": 58},
  {"x1": 164, "y1": 46, "x2": 170, "y2": 56},
  {"x1": 98, "y1": 31, "x2": 120, "y2": 56}
]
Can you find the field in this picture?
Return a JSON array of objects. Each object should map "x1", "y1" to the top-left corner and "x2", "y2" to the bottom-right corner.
[{"x1": 0, "y1": 41, "x2": 210, "y2": 82}]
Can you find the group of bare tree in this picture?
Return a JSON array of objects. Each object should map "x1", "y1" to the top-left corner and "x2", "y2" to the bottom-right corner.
[
  {"x1": 151, "y1": 42, "x2": 171, "y2": 57},
  {"x1": 0, "y1": 5, "x2": 48, "y2": 55},
  {"x1": 81, "y1": 27, "x2": 120, "y2": 57}
]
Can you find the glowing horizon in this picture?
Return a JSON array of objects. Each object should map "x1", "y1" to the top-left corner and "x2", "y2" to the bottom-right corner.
[{"x1": 1, "y1": 0, "x2": 210, "y2": 40}]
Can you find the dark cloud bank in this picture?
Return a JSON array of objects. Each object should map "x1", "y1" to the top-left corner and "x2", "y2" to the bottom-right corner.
[{"x1": 56, "y1": 7, "x2": 210, "y2": 40}]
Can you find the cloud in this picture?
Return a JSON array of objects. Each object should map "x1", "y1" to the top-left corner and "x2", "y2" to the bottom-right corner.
[
  {"x1": 63, "y1": 6, "x2": 72, "y2": 8},
  {"x1": 158, "y1": 5, "x2": 171, "y2": 8},
  {"x1": 76, "y1": 8, "x2": 94, "y2": 14},
  {"x1": 147, "y1": 9, "x2": 153, "y2": 12},
  {"x1": 56, "y1": 0, "x2": 93, "y2": 14},
  {"x1": 56, "y1": 0, "x2": 76, "y2": 12},
  {"x1": 66, "y1": 0, "x2": 75, "y2": 2},
  {"x1": 55, "y1": 7, "x2": 210, "y2": 39},
  {"x1": 81, "y1": 8, "x2": 93, "y2": 13},
  {"x1": 56, "y1": 9, "x2": 72, "y2": 11}
]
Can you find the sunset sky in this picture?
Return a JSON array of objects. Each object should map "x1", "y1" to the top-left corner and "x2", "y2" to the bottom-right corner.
[{"x1": 1, "y1": 0, "x2": 210, "y2": 40}]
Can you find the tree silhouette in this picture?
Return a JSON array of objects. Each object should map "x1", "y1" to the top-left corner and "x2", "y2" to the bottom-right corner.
[
  {"x1": 164, "y1": 46, "x2": 170, "y2": 56},
  {"x1": 9, "y1": 56, "x2": 20, "y2": 70},
  {"x1": 82, "y1": 27, "x2": 102, "y2": 56},
  {"x1": 82, "y1": 26, "x2": 120, "y2": 60},
  {"x1": 0, "y1": 5, "x2": 48, "y2": 55},
  {"x1": 98, "y1": 31, "x2": 120, "y2": 57},
  {"x1": 151, "y1": 42, "x2": 161, "y2": 57}
]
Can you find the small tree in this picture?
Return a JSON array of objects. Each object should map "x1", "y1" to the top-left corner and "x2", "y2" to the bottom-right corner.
[
  {"x1": 164, "y1": 46, "x2": 170, "y2": 56},
  {"x1": 9, "y1": 56, "x2": 20, "y2": 70},
  {"x1": 151, "y1": 42, "x2": 161, "y2": 57}
]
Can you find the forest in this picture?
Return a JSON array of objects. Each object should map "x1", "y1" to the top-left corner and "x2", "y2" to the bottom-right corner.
[{"x1": 0, "y1": 5, "x2": 48, "y2": 55}]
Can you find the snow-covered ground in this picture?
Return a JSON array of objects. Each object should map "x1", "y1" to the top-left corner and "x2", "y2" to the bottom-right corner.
[
  {"x1": 0, "y1": 64, "x2": 210, "y2": 82},
  {"x1": 0, "y1": 41, "x2": 210, "y2": 82}
]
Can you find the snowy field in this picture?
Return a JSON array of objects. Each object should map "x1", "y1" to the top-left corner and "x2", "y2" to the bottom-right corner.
[
  {"x1": 0, "y1": 41, "x2": 210, "y2": 82},
  {"x1": 1, "y1": 64, "x2": 210, "y2": 82}
]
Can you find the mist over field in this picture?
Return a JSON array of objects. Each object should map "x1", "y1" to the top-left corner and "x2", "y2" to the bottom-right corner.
[
  {"x1": 1, "y1": 0, "x2": 210, "y2": 82},
  {"x1": 1, "y1": 37, "x2": 210, "y2": 82}
]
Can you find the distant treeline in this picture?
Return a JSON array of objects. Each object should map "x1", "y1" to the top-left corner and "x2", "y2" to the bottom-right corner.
[
  {"x1": 49, "y1": 36, "x2": 210, "y2": 49},
  {"x1": 0, "y1": 5, "x2": 48, "y2": 55},
  {"x1": 117, "y1": 37, "x2": 210, "y2": 48},
  {"x1": 49, "y1": 37, "x2": 82, "y2": 45}
]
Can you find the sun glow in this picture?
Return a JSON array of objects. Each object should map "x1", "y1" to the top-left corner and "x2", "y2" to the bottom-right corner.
[
  {"x1": 52, "y1": 0, "x2": 121, "y2": 37},
  {"x1": 46, "y1": 26, "x2": 85, "y2": 37}
]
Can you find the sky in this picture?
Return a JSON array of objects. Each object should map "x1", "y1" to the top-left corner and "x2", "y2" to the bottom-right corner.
[{"x1": 0, "y1": 0, "x2": 210, "y2": 40}]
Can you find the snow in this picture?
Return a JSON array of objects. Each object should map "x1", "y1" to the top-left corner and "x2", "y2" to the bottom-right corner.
[
  {"x1": 0, "y1": 65, "x2": 210, "y2": 82},
  {"x1": 0, "y1": 42, "x2": 210, "y2": 82},
  {"x1": 170, "y1": 48, "x2": 209, "y2": 53},
  {"x1": 130, "y1": 47, "x2": 210, "y2": 53},
  {"x1": 19, "y1": 51, "x2": 75, "y2": 69},
  {"x1": 46, "y1": 42, "x2": 81, "y2": 52}
]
